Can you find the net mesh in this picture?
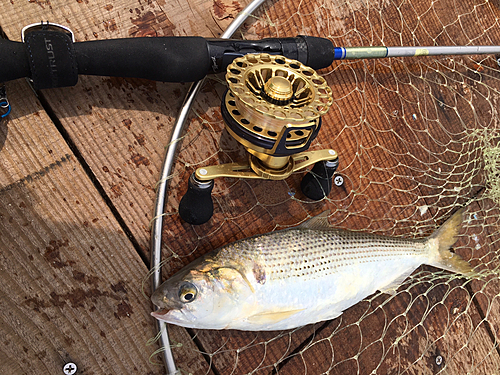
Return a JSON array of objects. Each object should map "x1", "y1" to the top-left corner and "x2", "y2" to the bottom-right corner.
[{"x1": 158, "y1": 0, "x2": 500, "y2": 373}]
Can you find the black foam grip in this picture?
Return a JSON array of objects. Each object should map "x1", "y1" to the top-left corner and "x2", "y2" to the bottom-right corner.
[
  {"x1": 0, "y1": 35, "x2": 333, "y2": 86},
  {"x1": 74, "y1": 36, "x2": 211, "y2": 83},
  {"x1": 299, "y1": 35, "x2": 334, "y2": 70},
  {"x1": 0, "y1": 39, "x2": 31, "y2": 84}
]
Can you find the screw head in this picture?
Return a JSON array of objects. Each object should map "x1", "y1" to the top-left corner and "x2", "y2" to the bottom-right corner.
[
  {"x1": 435, "y1": 355, "x2": 443, "y2": 366},
  {"x1": 334, "y1": 175, "x2": 344, "y2": 186},
  {"x1": 63, "y1": 362, "x2": 77, "y2": 375}
]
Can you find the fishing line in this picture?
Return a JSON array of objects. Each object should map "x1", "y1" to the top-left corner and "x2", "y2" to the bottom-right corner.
[{"x1": 141, "y1": 256, "x2": 174, "y2": 300}]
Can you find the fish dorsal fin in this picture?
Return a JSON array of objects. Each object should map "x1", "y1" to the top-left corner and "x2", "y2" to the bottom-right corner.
[
  {"x1": 246, "y1": 308, "x2": 305, "y2": 325},
  {"x1": 298, "y1": 211, "x2": 332, "y2": 230}
]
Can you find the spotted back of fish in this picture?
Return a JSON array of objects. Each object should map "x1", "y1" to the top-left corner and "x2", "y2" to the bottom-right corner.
[{"x1": 215, "y1": 228, "x2": 428, "y2": 283}]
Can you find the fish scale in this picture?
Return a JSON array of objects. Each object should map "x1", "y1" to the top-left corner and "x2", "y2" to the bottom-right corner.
[{"x1": 217, "y1": 229, "x2": 428, "y2": 282}]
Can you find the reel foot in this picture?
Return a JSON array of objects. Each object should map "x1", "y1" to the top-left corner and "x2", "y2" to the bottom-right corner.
[
  {"x1": 179, "y1": 174, "x2": 214, "y2": 225},
  {"x1": 300, "y1": 158, "x2": 339, "y2": 200}
]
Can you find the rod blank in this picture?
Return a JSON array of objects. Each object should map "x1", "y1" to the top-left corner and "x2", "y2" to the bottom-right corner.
[{"x1": 333, "y1": 45, "x2": 500, "y2": 60}]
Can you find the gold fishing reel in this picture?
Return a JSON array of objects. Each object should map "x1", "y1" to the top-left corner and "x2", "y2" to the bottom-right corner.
[
  {"x1": 220, "y1": 53, "x2": 334, "y2": 177},
  {"x1": 179, "y1": 54, "x2": 340, "y2": 224}
]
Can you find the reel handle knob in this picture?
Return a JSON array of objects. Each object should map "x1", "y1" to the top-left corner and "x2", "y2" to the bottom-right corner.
[
  {"x1": 179, "y1": 174, "x2": 214, "y2": 225},
  {"x1": 300, "y1": 158, "x2": 339, "y2": 200}
]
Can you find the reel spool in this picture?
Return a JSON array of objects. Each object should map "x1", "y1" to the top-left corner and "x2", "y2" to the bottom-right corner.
[
  {"x1": 222, "y1": 53, "x2": 332, "y2": 176},
  {"x1": 179, "y1": 54, "x2": 340, "y2": 225}
]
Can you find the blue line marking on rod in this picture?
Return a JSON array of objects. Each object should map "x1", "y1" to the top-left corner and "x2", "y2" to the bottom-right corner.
[{"x1": 333, "y1": 47, "x2": 345, "y2": 60}]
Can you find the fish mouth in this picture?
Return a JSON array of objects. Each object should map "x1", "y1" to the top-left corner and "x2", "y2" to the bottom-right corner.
[{"x1": 151, "y1": 308, "x2": 171, "y2": 320}]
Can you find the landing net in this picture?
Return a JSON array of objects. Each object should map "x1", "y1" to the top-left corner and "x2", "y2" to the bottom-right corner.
[{"x1": 159, "y1": 0, "x2": 500, "y2": 373}]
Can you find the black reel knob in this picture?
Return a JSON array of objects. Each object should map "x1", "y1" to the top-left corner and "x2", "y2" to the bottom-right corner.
[
  {"x1": 300, "y1": 158, "x2": 339, "y2": 200},
  {"x1": 179, "y1": 173, "x2": 214, "y2": 225}
]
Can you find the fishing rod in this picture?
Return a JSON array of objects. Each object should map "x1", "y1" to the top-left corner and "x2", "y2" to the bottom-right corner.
[{"x1": 1, "y1": 21, "x2": 500, "y2": 91}]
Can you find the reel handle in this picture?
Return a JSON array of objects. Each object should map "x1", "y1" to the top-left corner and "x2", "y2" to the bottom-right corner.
[
  {"x1": 178, "y1": 174, "x2": 214, "y2": 225},
  {"x1": 300, "y1": 158, "x2": 339, "y2": 200}
]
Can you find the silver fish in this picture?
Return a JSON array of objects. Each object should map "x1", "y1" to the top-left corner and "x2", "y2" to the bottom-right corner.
[{"x1": 151, "y1": 209, "x2": 473, "y2": 331}]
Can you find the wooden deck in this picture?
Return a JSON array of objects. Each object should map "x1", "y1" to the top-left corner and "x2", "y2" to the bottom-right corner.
[{"x1": 1, "y1": 0, "x2": 500, "y2": 374}]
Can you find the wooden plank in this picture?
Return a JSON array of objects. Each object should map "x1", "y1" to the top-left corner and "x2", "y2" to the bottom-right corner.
[
  {"x1": 0, "y1": 80, "x2": 209, "y2": 374},
  {"x1": 0, "y1": 1, "x2": 251, "y2": 373},
  {"x1": 2, "y1": 0, "x2": 500, "y2": 374}
]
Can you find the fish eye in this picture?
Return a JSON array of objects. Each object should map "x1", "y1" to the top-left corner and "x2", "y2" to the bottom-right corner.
[{"x1": 178, "y1": 282, "x2": 197, "y2": 303}]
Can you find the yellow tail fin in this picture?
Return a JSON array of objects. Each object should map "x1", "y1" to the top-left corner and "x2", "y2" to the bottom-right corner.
[{"x1": 428, "y1": 208, "x2": 474, "y2": 276}]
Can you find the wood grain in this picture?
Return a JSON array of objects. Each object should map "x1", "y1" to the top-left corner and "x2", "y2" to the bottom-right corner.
[{"x1": 0, "y1": 80, "x2": 208, "y2": 374}]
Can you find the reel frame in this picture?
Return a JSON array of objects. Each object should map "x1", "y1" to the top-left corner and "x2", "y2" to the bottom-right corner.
[{"x1": 179, "y1": 53, "x2": 340, "y2": 224}]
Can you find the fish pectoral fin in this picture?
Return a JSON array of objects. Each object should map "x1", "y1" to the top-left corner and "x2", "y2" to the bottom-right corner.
[
  {"x1": 379, "y1": 267, "x2": 416, "y2": 296},
  {"x1": 246, "y1": 308, "x2": 305, "y2": 325}
]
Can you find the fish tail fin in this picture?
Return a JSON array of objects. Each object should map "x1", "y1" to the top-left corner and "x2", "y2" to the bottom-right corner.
[{"x1": 427, "y1": 208, "x2": 474, "y2": 276}]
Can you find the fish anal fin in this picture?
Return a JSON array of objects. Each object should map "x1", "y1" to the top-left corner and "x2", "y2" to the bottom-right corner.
[
  {"x1": 298, "y1": 211, "x2": 331, "y2": 230},
  {"x1": 246, "y1": 308, "x2": 305, "y2": 325},
  {"x1": 379, "y1": 268, "x2": 415, "y2": 296}
]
